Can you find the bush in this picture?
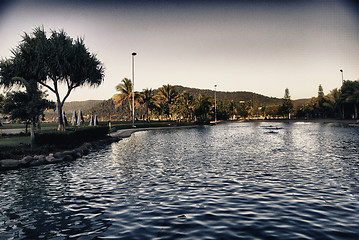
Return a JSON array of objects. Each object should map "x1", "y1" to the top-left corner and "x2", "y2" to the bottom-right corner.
[{"x1": 35, "y1": 126, "x2": 109, "y2": 146}]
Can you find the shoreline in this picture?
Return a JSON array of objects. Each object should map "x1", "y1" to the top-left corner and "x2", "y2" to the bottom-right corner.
[
  {"x1": 109, "y1": 125, "x2": 199, "y2": 138},
  {"x1": 0, "y1": 124, "x2": 199, "y2": 171},
  {"x1": 239, "y1": 118, "x2": 358, "y2": 125}
]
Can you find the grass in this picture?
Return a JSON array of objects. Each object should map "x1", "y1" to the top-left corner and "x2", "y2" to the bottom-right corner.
[
  {"x1": 0, "y1": 136, "x2": 30, "y2": 146},
  {"x1": 0, "y1": 123, "x2": 26, "y2": 129}
]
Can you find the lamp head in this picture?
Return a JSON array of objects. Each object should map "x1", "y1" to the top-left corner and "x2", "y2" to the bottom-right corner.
[{"x1": 132, "y1": 52, "x2": 137, "y2": 56}]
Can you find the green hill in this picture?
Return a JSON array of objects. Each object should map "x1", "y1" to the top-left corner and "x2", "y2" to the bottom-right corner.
[{"x1": 172, "y1": 85, "x2": 283, "y2": 106}]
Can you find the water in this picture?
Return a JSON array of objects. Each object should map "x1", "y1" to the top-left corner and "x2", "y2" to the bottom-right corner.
[{"x1": 1, "y1": 122, "x2": 359, "y2": 239}]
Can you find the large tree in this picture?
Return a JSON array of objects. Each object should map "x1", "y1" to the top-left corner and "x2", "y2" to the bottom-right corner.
[
  {"x1": 0, "y1": 27, "x2": 104, "y2": 131},
  {"x1": 45, "y1": 30, "x2": 104, "y2": 130}
]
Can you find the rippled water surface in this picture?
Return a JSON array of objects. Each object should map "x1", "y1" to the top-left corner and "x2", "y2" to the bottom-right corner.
[{"x1": 1, "y1": 122, "x2": 359, "y2": 239}]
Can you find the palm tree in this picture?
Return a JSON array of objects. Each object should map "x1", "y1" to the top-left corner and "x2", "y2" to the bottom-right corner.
[
  {"x1": 113, "y1": 78, "x2": 135, "y2": 113},
  {"x1": 173, "y1": 91, "x2": 194, "y2": 121},
  {"x1": 194, "y1": 94, "x2": 211, "y2": 123},
  {"x1": 157, "y1": 84, "x2": 178, "y2": 119},
  {"x1": 139, "y1": 88, "x2": 154, "y2": 121}
]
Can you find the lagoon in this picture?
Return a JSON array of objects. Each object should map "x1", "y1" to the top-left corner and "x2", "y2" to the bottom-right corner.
[{"x1": 1, "y1": 122, "x2": 359, "y2": 239}]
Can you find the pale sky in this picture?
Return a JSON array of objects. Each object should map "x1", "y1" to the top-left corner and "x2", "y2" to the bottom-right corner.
[{"x1": 0, "y1": 0, "x2": 358, "y2": 101}]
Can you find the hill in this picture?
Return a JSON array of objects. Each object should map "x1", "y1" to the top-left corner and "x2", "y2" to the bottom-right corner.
[
  {"x1": 294, "y1": 98, "x2": 310, "y2": 105},
  {"x1": 62, "y1": 100, "x2": 103, "y2": 113},
  {"x1": 45, "y1": 100, "x2": 103, "y2": 122},
  {"x1": 172, "y1": 85, "x2": 283, "y2": 106}
]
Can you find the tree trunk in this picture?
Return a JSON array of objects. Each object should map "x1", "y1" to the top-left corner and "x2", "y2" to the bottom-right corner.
[
  {"x1": 354, "y1": 105, "x2": 358, "y2": 119},
  {"x1": 146, "y1": 104, "x2": 150, "y2": 122},
  {"x1": 25, "y1": 121, "x2": 29, "y2": 134},
  {"x1": 30, "y1": 118, "x2": 36, "y2": 149},
  {"x1": 57, "y1": 99, "x2": 65, "y2": 131}
]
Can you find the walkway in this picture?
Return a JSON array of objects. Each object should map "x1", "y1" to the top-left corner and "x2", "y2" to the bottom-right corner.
[{"x1": 109, "y1": 125, "x2": 198, "y2": 139}]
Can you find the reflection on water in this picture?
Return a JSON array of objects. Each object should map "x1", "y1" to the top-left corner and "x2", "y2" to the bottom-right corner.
[{"x1": 1, "y1": 122, "x2": 359, "y2": 239}]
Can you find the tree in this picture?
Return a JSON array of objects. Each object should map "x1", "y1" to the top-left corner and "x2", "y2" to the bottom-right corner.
[
  {"x1": 194, "y1": 94, "x2": 211, "y2": 123},
  {"x1": 172, "y1": 91, "x2": 194, "y2": 121},
  {"x1": 1, "y1": 27, "x2": 104, "y2": 131},
  {"x1": 280, "y1": 88, "x2": 294, "y2": 119},
  {"x1": 215, "y1": 99, "x2": 231, "y2": 120},
  {"x1": 323, "y1": 88, "x2": 341, "y2": 118},
  {"x1": 0, "y1": 29, "x2": 55, "y2": 147},
  {"x1": 44, "y1": 30, "x2": 104, "y2": 130},
  {"x1": 157, "y1": 84, "x2": 178, "y2": 119},
  {"x1": 138, "y1": 88, "x2": 155, "y2": 121},
  {"x1": 249, "y1": 94, "x2": 260, "y2": 117},
  {"x1": 340, "y1": 80, "x2": 359, "y2": 119},
  {"x1": 228, "y1": 100, "x2": 237, "y2": 119},
  {"x1": 2, "y1": 80, "x2": 55, "y2": 148},
  {"x1": 112, "y1": 78, "x2": 141, "y2": 120},
  {"x1": 113, "y1": 78, "x2": 134, "y2": 111},
  {"x1": 316, "y1": 84, "x2": 325, "y2": 118},
  {"x1": 238, "y1": 101, "x2": 250, "y2": 119},
  {"x1": 0, "y1": 94, "x2": 4, "y2": 111}
]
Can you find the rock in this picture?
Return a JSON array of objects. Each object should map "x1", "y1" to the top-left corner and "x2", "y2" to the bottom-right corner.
[
  {"x1": 29, "y1": 155, "x2": 46, "y2": 166},
  {"x1": 45, "y1": 156, "x2": 56, "y2": 163},
  {"x1": 74, "y1": 151, "x2": 82, "y2": 158},
  {"x1": 78, "y1": 145, "x2": 90, "y2": 155},
  {"x1": 63, "y1": 154, "x2": 73, "y2": 161},
  {"x1": 63, "y1": 150, "x2": 77, "y2": 159},
  {"x1": 82, "y1": 147, "x2": 90, "y2": 155},
  {"x1": 74, "y1": 148, "x2": 83, "y2": 157},
  {"x1": 53, "y1": 152, "x2": 65, "y2": 159},
  {"x1": 20, "y1": 156, "x2": 33, "y2": 165},
  {"x1": 46, "y1": 156, "x2": 64, "y2": 163},
  {"x1": 0, "y1": 159, "x2": 21, "y2": 169}
]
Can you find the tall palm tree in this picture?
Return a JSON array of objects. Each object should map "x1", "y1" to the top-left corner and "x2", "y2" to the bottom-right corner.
[
  {"x1": 112, "y1": 78, "x2": 135, "y2": 113},
  {"x1": 157, "y1": 84, "x2": 178, "y2": 119},
  {"x1": 139, "y1": 88, "x2": 154, "y2": 121}
]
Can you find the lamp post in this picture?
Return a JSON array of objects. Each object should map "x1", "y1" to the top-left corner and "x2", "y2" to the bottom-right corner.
[
  {"x1": 132, "y1": 52, "x2": 137, "y2": 127},
  {"x1": 214, "y1": 84, "x2": 217, "y2": 122},
  {"x1": 340, "y1": 69, "x2": 344, "y2": 85}
]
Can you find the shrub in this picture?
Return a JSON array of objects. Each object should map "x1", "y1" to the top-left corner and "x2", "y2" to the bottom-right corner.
[{"x1": 35, "y1": 126, "x2": 109, "y2": 146}]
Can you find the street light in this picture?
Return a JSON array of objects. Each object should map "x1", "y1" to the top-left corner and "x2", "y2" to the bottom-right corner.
[
  {"x1": 214, "y1": 84, "x2": 217, "y2": 122},
  {"x1": 340, "y1": 69, "x2": 344, "y2": 85},
  {"x1": 132, "y1": 52, "x2": 137, "y2": 127}
]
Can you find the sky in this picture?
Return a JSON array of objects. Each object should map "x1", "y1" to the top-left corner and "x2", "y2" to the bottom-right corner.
[{"x1": 0, "y1": 0, "x2": 358, "y2": 101}]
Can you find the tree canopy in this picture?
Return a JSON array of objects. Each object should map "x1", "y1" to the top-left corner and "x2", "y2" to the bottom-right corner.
[{"x1": 0, "y1": 27, "x2": 105, "y2": 131}]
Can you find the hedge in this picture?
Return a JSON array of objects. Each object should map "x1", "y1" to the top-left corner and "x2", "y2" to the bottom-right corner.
[{"x1": 35, "y1": 126, "x2": 109, "y2": 146}]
